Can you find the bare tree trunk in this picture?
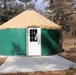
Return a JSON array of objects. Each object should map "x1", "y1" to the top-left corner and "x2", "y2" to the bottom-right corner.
[
  {"x1": 4, "y1": 0, "x2": 7, "y2": 9},
  {"x1": 51, "y1": 0, "x2": 54, "y2": 21},
  {"x1": 26, "y1": 2, "x2": 27, "y2": 9},
  {"x1": 51, "y1": 12, "x2": 54, "y2": 22}
]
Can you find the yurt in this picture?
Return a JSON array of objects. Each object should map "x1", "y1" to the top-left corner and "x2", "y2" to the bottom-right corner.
[{"x1": 0, "y1": 10, "x2": 62, "y2": 56}]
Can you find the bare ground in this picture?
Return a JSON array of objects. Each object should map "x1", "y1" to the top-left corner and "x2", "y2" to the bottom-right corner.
[
  {"x1": 61, "y1": 39, "x2": 76, "y2": 63},
  {"x1": 0, "y1": 58, "x2": 7, "y2": 66},
  {"x1": 0, "y1": 69, "x2": 76, "y2": 75},
  {"x1": 59, "y1": 48, "x2": 76, "y2": 63}
]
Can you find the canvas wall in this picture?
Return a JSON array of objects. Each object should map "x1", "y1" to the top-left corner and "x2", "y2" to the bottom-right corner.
[{"x1": 0, "y1": 28, "x2": 62, "y2": 56}]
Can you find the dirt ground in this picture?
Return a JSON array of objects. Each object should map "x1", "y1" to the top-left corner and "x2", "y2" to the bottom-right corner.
[
  {"x1": 59, "y1": 48, "x2": 76, "y2": 63},
  {"x1": 0, "y1": 58, "x2": 7, "y2": 66},
  {"x1": 61, "y1": 39, "x2": 76, "y2": 63},
  {"x1": 0, "y1": 69, "x2": 76, "y2": 75}
]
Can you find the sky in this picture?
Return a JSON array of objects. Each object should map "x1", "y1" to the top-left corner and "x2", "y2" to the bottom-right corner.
[
  {"x1": 32, "y1": 0, "x2": 50, "y2": 11},
  {"x1": 15, "y1": 0, "x2": 50, "y2": 12}
]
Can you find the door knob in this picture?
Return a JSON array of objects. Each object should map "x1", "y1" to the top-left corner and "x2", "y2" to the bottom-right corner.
[{"x1": 37, "y1": 34, "x2": 40, "y2": 44}]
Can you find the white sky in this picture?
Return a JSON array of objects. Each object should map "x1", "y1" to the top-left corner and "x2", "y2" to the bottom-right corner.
[
  {"x1": 33, "y1": 0, "x2": 50, "y2": 11},
  {"x1": 16, "y1": 0, "x2": 50, "y2": 11}
]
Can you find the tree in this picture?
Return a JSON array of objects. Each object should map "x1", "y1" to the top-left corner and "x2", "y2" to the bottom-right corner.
[
  {"x1": 19, "y1": 0, "x2": 32, "y2": 9},
  {"x1": 2, "y1": 0, "x2": 11, "y2": 9},
  {"x1": 48, "y1": 0, "x2": 74, "y2": 32},
  {"x1": 4, "y1": 0, "x2": 7, "y2": 9},
  {"x1": 44, "y1": 0, "x2": 76, "y2": 39},
  {"x1": 0, "y1": 4, "x2": 25, "y2": 24}
]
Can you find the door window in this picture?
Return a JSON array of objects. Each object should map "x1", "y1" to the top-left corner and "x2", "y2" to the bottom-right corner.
[{"x1": 30, "y1": 29, "x2": 37, "y2": 42}]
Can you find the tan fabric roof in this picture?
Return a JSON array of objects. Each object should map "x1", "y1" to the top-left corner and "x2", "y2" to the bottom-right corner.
[{"x1": 0, "y1": 10, "x2": 61, "y2": 30}]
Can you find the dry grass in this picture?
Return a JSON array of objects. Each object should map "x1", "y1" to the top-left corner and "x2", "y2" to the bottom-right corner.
[
  {"x1": 0, "y1": 69, "x2": 76, "y2": 75},
  {"x1": 61, "y1": 38, "x2": 76, "y2": 63},
  {"x1": 62, "y1": 39, "x2": 76, "y2": 49},
  {"x1": 0, "y1": 57, "x2": 7, "y2": 66},
  {"x1": 59, "y1": 48, "x2": 76, "y2": 63}
]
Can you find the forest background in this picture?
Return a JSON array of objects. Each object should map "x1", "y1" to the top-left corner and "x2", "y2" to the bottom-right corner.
[{"x1": 0, "y1": 0, "x2": 76, "y2": 48}]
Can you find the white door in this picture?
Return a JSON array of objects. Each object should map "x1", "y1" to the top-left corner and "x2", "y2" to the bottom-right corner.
[{"x1": 27, "y1": 28, "x2": 41, "y2": 56}]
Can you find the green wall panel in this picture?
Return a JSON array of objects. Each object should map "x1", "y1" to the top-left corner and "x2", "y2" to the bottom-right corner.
[
  {"x1": 0, "y1": 28, "x2": 62, "y2": 56},
  {"x1": 0, "y1": 28, "x2": 26, "y2": 56},
  {"x1": 41, "y1": 29, "x2": 62, "y2": 56}
]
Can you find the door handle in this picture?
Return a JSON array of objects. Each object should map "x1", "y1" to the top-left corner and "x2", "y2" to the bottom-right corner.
[{"x1": 37, "y1": 34, "x2": 40, "y2": 44}]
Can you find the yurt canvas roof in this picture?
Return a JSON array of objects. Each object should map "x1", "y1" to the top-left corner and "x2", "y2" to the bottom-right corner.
[{"x1": 0, "y1": 10, "x2": 61, "y2": 30}]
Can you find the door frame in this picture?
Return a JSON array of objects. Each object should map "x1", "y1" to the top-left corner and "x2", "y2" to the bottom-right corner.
[{"x1": 26, "y1": 27, "x2": 41, "y2": 56}]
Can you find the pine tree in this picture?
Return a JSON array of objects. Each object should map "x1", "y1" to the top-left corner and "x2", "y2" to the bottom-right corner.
[
  {"x1": 19, "y1": 0, "x2": 32, "y2": 9},
  {"x1": 48, "y1": 0, "x2": 74, "y2": 32}
]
